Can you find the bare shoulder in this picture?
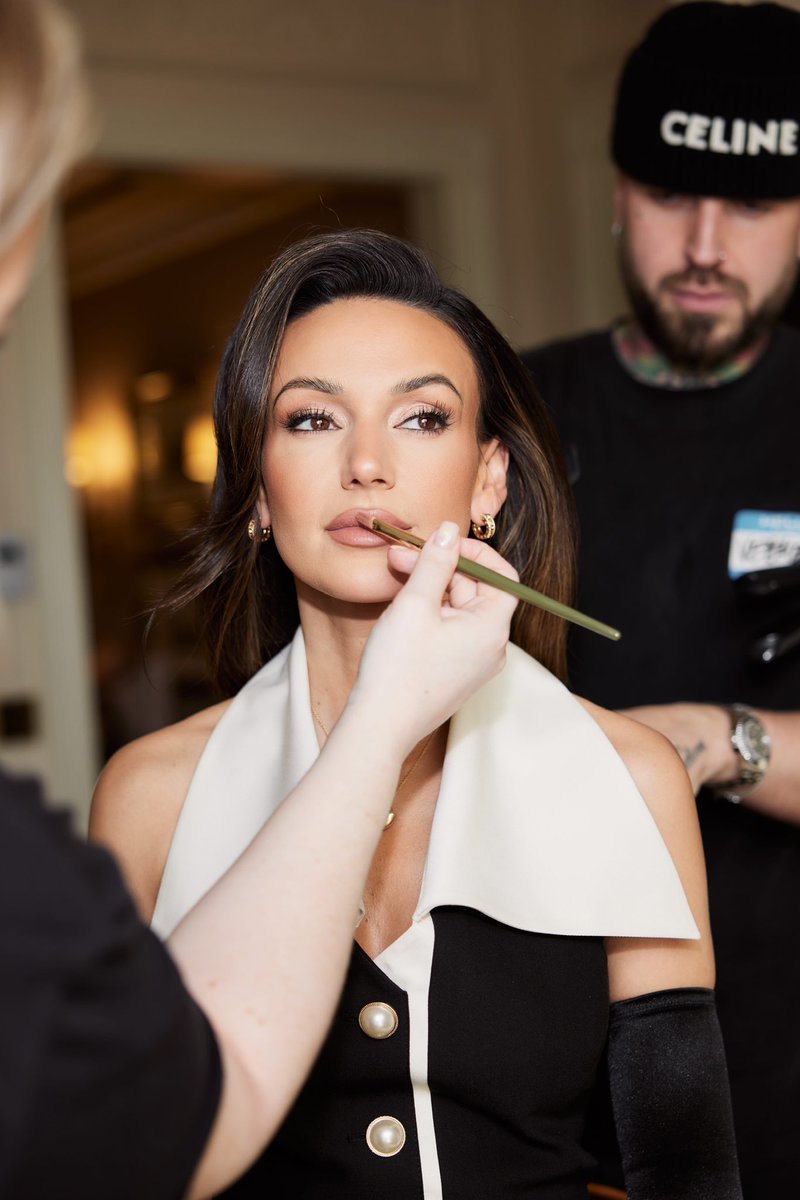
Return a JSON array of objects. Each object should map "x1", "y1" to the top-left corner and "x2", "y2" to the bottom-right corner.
[
  {"x1": 90, "y1": 699, "x2": 232, "y2": 921},
  {"x1": 577, "y1": 696, "x2": 698, "y2": 846},
  {"x1": 577, "y1": 696, "x2": 715, "y2": 998}
]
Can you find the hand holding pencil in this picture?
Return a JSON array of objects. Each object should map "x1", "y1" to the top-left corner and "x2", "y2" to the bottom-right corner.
[{"x1": 358, "y1": 515, "x2": 621, "y2": 643}]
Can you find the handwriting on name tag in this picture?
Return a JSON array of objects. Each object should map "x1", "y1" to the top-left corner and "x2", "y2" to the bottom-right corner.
[{"x1": 728, "y1": 510, "x2": 800, "y2": 578}]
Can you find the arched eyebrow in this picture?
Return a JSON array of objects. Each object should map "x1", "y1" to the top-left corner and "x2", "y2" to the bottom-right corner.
[
  {"x1": 391, "y1": 374, "x2": 463, "y2": 402},
  {"x1": 273, "y1": 372, "x2": 463, "y2": 405},
  {"x1": 272, "y1": 376, "x2": 343, "y2": 405}
]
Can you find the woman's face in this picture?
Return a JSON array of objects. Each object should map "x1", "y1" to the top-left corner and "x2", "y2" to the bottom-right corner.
[{"x1": 259, "y1": 296, "x2": 507, "y2": 606}]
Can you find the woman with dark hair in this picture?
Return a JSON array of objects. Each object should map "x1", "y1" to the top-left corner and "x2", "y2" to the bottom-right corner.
[
  {"x1": 92, "y1": 229, "x2": 741, "y2": 1199},
  {"x1": 0, "y1": 2, "x2": 528, "y2": 1185}
]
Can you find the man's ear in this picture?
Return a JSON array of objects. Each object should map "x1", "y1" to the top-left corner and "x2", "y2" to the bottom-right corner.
[{"x1": 471, "y1": 438, "x2": 509, "y2": 523}]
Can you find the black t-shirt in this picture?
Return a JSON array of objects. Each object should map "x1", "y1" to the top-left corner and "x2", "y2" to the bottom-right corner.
[
  {"x1": 524, "y1": 326, "x2": 800, "y2": 711},
  {"x1": 523, "y1": 328, "x2": 800, "y2": 1195},
  {"x1": 0, "y1": 769, "x2": 222, "y2": 1199}
]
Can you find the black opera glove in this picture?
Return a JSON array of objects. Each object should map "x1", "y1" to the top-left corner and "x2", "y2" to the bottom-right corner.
[{"x1": 607, "y1": 987, "x2": 742, "y2": 1200}]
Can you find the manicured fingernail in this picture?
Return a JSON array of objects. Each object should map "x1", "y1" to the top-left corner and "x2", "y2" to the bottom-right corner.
[{"x1": 433, "y1": 521, "x2": 459, "y2": 548}]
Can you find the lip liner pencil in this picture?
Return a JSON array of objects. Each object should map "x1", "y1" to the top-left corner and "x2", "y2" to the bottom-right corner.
[{"x1": 365, "y1": 516, "x2": 622, "y2": 643}]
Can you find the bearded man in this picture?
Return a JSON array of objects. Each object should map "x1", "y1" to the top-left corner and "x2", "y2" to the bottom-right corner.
[{"x1": 523, "y1": 4, "x2": 800, "y2": 1196}]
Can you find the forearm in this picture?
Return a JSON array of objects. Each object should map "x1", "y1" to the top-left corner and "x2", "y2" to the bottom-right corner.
[
  {"x1": 623, "y1": 703, "x2": 800, "y2": 825},
  {"x1": 171, "y1": 703, "x2": 405, "y2": 1198},
  {"x1": 171, "y1": 525, "x2": 517, "y2": 1194},
  {"x1": 676, "y1": 704, "x2": 800, "y2": 823}
]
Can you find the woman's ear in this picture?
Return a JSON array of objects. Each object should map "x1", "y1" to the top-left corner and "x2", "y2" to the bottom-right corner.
[
  {"x1": 256, "y1": 486, "x2": 271, "y2": 529},
  {"x1": 471, "y1": 438, "x2": 509, "y2": 523}
]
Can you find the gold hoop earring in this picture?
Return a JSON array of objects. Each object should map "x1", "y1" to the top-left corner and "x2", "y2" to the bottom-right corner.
[
  {"x1": 247, "y1": 518, "x2": 271, "y2": 543},
  {"x1": 471, "y1": 513, "x2": 496, "y2": 541}
]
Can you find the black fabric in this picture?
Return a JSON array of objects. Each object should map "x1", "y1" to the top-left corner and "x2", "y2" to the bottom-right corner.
[
  {"x1": 608, "y1": 988, "x2": 742, "y2": 1199},
  {"x1": 0, "y1": 768, "x2": 222, "y2": 1200},
  {"x1": 218, "y1": 940, "x2": 425, "y2": 1199},
  {"x1": 523, "y1": 328, "x2": 800, "y2": 1197},
  {"x1": 220, "y1": 907, "x2": 608, "y2": 1198},
  {"x1": 613, "y1": 2, "x2": 800, "y2": 199},
  {"x1": 428, "y1": 910, "x2": 607, "y2": 1197},
  {"x1": 524, "y1": 326, "x2": 800, "y2": 712}
]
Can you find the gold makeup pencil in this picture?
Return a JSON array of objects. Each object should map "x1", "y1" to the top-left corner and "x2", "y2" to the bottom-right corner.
[{"x1": 367, "y1": 517, "x2": 621, "y2": 642}]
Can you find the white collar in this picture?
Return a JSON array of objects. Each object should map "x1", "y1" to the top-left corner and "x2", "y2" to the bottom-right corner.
[{"x1": 152, "y1": 629, "x2": 698, "y2": 942}]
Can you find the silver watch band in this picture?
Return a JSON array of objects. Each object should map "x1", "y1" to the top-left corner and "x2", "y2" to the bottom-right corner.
[{"x1": 712, "y1": 704, "x2": 771, "y2": 804}]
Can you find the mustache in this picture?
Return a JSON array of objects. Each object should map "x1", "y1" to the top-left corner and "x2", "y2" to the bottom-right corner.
[{"x1": 660, "y1": 267, "x2": 748, "y2": 302}]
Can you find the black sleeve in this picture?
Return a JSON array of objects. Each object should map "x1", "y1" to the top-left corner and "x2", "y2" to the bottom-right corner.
[
  {"x1": 607, "y1": 987, "x2": 742, "y2": 1199},
  {"x1": 0, "y1": 770, "x2": 222, "y2": 1200}
]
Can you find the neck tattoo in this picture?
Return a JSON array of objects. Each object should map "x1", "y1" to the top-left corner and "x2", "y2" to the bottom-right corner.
[
  {"x1": 612, "y1": 318, "x2": 767, "y2": 390},
  {"x1": 311, "y1": 702, "x2": 436, "y2": 831}
]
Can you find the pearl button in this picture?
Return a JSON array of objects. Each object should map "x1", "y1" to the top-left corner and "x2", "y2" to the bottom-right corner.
[
  {"x1": 366, "y1": 1115, "x2": 406, "y2": 1157},
  {"x1": 358, "y1": 1001, "x2": 399, "y2": 1040}
]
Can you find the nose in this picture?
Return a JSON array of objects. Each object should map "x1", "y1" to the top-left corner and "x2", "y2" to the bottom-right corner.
[
  {"x1": 685, "y1": 199, "x2": 727, "y2": 270},
  {"x1": 342, "y1": 424, "x2": 394, "y2": 490}
]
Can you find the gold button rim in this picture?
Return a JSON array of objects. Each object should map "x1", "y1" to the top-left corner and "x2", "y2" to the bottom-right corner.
[
  {"x1": 365, "y1": 1114, "x2": 406, "y2": 1157},
  {"x1": 358, "y1": 1001, "x2": 399, "y2": 1040}
]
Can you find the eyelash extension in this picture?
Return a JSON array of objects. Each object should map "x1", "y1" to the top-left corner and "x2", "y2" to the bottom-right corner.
[
  {"x1": 281, "y1": 406, "x2": 337, "y2": 431},
  {"x1": 404, "y1": 406, "x2": 453, "y2": 434},
  {"x1": 281, "y1": 405, "x2": 454, "y2": 433}
]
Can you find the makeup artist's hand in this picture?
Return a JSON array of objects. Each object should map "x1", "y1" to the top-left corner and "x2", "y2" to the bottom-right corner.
[{"x1": 348, "y1": 520, "x2": 518, "y2": 757}]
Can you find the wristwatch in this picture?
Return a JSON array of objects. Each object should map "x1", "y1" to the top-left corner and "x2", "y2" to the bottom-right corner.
[{"x1": 712, "y1": 704, "x2": 772, "y2": 803}]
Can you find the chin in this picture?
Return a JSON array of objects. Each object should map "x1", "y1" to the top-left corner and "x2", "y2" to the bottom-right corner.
[
  {"x1": 658, "y1": 310, "x2": 746, "y2": 369},
  {"x1": 302, "y1": 564, "x2": 404, "y2": 609}
]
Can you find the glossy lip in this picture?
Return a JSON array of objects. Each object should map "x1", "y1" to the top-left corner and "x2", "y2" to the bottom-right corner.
[{"x1": 325, "y1": 508, "x2": 412, "y2": 547}]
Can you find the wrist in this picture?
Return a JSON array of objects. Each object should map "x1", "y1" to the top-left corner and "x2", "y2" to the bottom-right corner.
[
  {"x1": 701, "y1": 705, "x2": 740, "y2": 786},
  {"x1": 336, "y1": 693, "x2": 415, "y2": 764},
  {"x1": 708, "y1": 704, "x2": 772, "y2": 803}
]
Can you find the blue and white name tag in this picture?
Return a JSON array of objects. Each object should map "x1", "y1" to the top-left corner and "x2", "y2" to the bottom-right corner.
[{"x1": 728, "y1": 509, "x2": 800, "y2": 578}]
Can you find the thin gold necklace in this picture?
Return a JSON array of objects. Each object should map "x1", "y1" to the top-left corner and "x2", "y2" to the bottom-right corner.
[{"x1": 311, "y1": 703, "x2": 436, "y2": 830}]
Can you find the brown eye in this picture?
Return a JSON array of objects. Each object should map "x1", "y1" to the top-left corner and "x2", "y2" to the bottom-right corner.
[
  {"x1": 400, "y1": 408, "x2": 451, "y2": 433},
  {"x1": 285, "y1": 408, "x2": 337, "y2": 432}
]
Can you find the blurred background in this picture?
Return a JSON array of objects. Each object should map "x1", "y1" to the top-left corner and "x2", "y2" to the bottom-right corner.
[{"x1": 2, "y1": 0, "x2": 784, "y2": 825}]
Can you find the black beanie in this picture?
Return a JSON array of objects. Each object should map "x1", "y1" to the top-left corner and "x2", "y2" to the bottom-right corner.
[{"x1": 612, "y1": 2, "x2": 800, "y2": 199}]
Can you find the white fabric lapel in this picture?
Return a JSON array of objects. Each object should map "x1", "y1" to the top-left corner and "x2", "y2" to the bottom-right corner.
[
  {"x1": 152, "y1": 632, "x2": 698, "y2": 941},
  {"x1": 418, "y1": 643, "x2": 698, "y2": 938},
  {"x1": 152, "y1": 630, "x2": 317, "y2": 938}
]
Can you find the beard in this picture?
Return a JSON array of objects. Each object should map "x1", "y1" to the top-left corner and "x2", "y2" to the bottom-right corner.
[{"x1": 618, "y1": 239, "x2": 798, "y2": 371}]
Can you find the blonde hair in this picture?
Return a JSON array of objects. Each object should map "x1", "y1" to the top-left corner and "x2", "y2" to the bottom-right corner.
[{"x1": 0, "y1": 0, "x2": 93, "y2": 252}]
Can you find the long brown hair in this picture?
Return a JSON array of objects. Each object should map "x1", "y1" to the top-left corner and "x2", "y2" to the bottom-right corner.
[{"x1": 166, "y1": 229, "x2": 576, "y2": 693}]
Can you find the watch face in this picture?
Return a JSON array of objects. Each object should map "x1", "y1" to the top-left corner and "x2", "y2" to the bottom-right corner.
[{"x1": 736, "y1": 714, "x2": 772, "y2": 766}]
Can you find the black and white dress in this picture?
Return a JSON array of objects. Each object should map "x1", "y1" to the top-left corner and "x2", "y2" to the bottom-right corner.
[{"x1": 153, "y1": 631, "x2": 698, "y2": 1198}]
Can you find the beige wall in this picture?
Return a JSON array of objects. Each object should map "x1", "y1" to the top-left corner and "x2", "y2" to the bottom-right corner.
[
  {"x1": 0, "y1": 0, "x2": 668, "y2": 817},
  {"x1": 0, "y1": 222, "x2": 99, "y2": 817},
  {"x1": 64, "y1": 0, "x2": 665, "y2": 344}
]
